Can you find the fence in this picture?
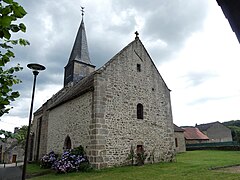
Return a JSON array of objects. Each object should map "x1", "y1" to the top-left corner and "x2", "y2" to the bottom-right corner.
[
  {"x1": 186, "y1": 141, "x2": 240, "y2": 151},
  {"x1": 0, "y1": 161, "x2": 23, "y2": 168}
]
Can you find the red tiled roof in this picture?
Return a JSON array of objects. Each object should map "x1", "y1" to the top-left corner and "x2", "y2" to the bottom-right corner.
[{"x1": 183, "y1": 127, "x2": 209, "y2": 140}]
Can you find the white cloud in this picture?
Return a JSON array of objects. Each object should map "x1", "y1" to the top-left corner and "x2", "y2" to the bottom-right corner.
[
  {"x1": 1, "y1": 0, "x2": 239, "y2": 132},
  {"x1": 160, "y1": 1, "x2": 240, "y2": 126}
]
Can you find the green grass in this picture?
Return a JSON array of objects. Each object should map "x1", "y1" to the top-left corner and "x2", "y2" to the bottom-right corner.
[
  {"x1": 29, "y1": 150, "x2": 240, "y2": 180},
  {"x1": 27, "y1": 163, "x2": 53, "y2": 177}
]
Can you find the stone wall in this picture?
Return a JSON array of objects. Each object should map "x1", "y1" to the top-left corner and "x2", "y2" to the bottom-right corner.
[
  {"x1": 90, "y1": 39, "x2": 175, "y2": 168},
  {"x1": 31, "y1": 105, "x2": 49, "y2": 161},
  {"x1": 47, "y1": 91, "x2": 93, "y2": 154},
  {"x1": 174, "y1": 132, "x2": 186, "y2": 153},
  {"x1": 206, "y1": 123, "x2": 233, "y2": 142},
  {"x1": 38, "y1": 104, "x2": 49, "y2": 160}
]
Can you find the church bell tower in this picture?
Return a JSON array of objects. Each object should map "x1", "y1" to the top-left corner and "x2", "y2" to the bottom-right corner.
[{"x1": 64, "y1": 7, "x2": 95, "y2": 86}]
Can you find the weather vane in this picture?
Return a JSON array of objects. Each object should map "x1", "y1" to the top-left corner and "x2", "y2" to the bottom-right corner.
[{"x1": 81, "y1": 6, "x2": 85, "y2": 16}]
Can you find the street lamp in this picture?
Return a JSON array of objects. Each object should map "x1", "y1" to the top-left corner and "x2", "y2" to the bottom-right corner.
[{"x1": 22, "y1": 63, "x2": 45, "y2": 180}]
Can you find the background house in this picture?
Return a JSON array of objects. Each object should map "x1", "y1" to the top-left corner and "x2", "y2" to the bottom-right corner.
[
  {"x1": 0, "y1": 139, "x2": 24, "y2": 163},
  {"x1": 196, "y1": 121, "x2": 232, "y2": 142},
  {"x1": 183, "y1": 127, "x2": 209, "y2": 144},
  {"x1": 174, "y1": 124, "x2": 186, "y2": 153}
]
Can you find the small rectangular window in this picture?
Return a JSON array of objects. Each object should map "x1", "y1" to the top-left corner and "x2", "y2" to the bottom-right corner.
[
  {"x1": 137, "y1": 103, "x2": 143, "y2": 119},
  {"x1": 175, "y1": 138, "x2": 178, "y2": 147},
  {"x1": 137, "y1": 64, "x2": 141, "y2": 72}
]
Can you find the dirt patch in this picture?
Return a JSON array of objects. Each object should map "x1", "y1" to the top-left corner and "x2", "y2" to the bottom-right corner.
[{"x1": 212, "y1": 165, "x2": 240, "y2": 173}]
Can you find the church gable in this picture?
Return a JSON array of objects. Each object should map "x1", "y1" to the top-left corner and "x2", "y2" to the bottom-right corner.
[
  {"x1": 90, "y1": 36, "x2": 174, "y2": 167},
  {"x1": 98, "y1": 37, "x2": 170, "y2": 92}
]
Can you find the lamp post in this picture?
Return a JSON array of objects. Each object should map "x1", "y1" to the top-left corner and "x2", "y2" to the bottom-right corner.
[{"x1": 22, "y1": 63, "x2": 45, "y2": 180}]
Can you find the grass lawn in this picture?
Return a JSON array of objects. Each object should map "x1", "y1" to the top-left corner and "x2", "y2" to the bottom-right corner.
[{"x1": 29, "y1": 150, "x2": 240, "y2": 180}]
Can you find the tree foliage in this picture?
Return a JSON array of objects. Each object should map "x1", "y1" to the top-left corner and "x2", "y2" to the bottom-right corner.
[
  {"x1": 0, "y1": 129, "x2": 14, "y2": 142},
  {"x1": 0, "y1": 0, "x2": 29, "y2": 117},
  {"x1": 223, "y1": 120, "x2": 240, "y2": 127},
  {"x1": 223, "y1": 120, "x2": 240, "y2": 143},
  {"x1": 0, "y1": 125, "x2": 27, "y2": 146},
  {"x1": 14, "y1": 125, "x2": 27, "y2": 147}
]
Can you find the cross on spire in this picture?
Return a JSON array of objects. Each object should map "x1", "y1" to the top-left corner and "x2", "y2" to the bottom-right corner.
[
  {"x1": 81, "y1": 6, "x2": 85, "y2": 16},
  {"x1": 135, "y1": 31, "x2": 139, "y2": 39}
]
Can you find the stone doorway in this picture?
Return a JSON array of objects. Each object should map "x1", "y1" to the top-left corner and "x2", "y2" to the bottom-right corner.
[
  {"x1": 64, "y1": 135, "x2": 72, "y2": 150},
  {"x1": 136, "y1": 145, "x2": 145, "y2": 165},
  {"x1": 12, "y1": 155, "x2": 17, "y2": 163}
]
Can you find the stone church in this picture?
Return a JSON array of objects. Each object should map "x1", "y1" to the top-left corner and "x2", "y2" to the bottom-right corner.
[{"x1": 30, "y1": 14, "x2": 175, "y2": 168}]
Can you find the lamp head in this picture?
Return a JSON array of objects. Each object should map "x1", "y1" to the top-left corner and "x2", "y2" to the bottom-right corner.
[{"x1": 27, "y1": 63, "x2": 46, "y2": 71}]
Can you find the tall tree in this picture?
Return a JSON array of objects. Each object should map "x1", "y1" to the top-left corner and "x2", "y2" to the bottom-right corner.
[
  {"x1": 0, "y1": 129, "x2": 14, "y2": 142},
  {"x1": 0, "y1": 0, "x2": 29, "y2": 117},
  {"x1": 14, "y1": 125, "x2": 27, "y2": 147}
]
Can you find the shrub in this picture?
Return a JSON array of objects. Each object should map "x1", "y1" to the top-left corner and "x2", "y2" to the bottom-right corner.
[
  {"x1": 40, "y1": 151, "x2": 58, "y2": 168},
  {"x1": 148, "y1": 148, "x2": 155, "y2": 163},
  {"x1": 127, "y1": 145, "x2": 135, "y2": 166},
  {"x1": 41, "y1": 146, "x2": 91, "y2": 173},
  {"x1": 136, "y1": 150, "x2": 148, "y2": 166},
  {"x1": 52, "y1": 147, "x2": 90, "y2": 173},
  {"x1": 127, "y1": 145, "x2": 148, "y2": 166}
]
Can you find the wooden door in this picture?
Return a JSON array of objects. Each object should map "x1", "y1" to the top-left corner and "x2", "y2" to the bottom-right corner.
[{"x1": 12, "y1": 155, "x2": 17, "y2": 163}]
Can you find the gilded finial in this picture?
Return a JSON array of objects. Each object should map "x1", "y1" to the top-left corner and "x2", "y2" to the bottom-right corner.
[
  {"x1": 135, "y1": 31, "x2": 139, "y2": 39},
  {"x1": 81, "y1": 6, "x2": 85, "y2": 17}
]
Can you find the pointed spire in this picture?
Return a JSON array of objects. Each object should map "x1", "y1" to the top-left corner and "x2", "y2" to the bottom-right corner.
[
  {"x1": 68, "y1": 7, "x2": 91, "y2": 65},
  {"x1": 64, "y1": 7, "x2": 95, "y2": 86}
]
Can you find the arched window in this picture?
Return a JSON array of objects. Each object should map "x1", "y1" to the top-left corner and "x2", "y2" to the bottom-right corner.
[
  {"x1": 64, "y1": 135, "x2": 72, "y2": 150},
  {"x1": 137, "y1": 103, "x2": 143, "y2": 119}
]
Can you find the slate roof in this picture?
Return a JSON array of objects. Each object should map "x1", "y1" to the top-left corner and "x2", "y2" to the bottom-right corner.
[
  {"x1": 47, "y1": 38, "x2": 136, "y2": 110},
  {"x1": 183, "y1": 127, "x2": 209, "y2": 140},
  {"x1": 40, "y1": 31, "x2": 173, "y2": 113},
  {"x1": 48, "y1": 72, "x2": 95, "y2": 110},
  {"x1": 49, "y1": 36, "x2": 171, "y2": 110},
  {"x1": 174, "y1": 124, "x2": 184, "y2": 132},
  {"x1": 68, "y1": 17, "x2": 92, "y2": 65},
  {"x1": 196, "y1": 121, "x2": 221, "y2": 132},
  {"x1": 46, "y1": 38, "x2": 140, "y2": 111}
]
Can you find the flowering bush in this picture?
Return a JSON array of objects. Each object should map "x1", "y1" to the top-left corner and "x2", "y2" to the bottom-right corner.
[
  {"x1": 52, "y1": 150, "x2": 88, "y2": 173},
  {"x1": 40, "y1": 151, "x2": 58, "y2": 168},
  {"x1": 40, "y1": 146, "x2": 91, "y2": 173},
  {"x1": 71, "y1": 145, "x2": 85, "y2": 156}
]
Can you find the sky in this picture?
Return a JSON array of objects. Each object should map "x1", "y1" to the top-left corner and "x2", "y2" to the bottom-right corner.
[{"x1": 1, "y1": 0, "x2": 240, "y2": 132}]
